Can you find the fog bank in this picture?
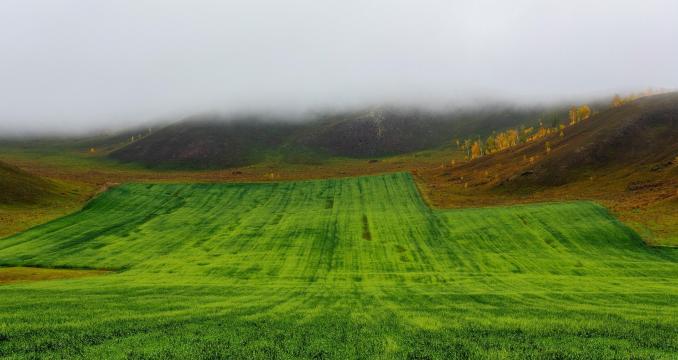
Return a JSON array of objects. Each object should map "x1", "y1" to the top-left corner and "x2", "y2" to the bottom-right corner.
[{"x1": 1, "y1": 0, "x2": 677, "y2": 135}]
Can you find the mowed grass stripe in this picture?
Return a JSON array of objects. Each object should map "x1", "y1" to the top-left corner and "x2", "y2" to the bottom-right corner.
[{"x1": 0, "y1": 173, "x2": 676, "y2": 358}]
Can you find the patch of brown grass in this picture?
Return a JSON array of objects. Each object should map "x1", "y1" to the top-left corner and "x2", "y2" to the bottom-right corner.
[{"x1": 0, "y1": 267, "x2": 110, "y2": 285}]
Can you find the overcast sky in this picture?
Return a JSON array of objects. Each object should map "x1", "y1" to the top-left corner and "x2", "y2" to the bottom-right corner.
[{"x1": 1, "y1": 0, "x2": 677, "y2": 134}]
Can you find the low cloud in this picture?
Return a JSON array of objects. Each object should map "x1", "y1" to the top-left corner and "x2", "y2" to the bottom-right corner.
[{"x1": 1, "y1": 0, "x2": 677, "y2": 135}]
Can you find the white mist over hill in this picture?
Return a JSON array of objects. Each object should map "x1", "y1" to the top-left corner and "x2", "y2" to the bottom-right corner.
[{"x1": 1, "y1": 0, "x2": 677, "y2": 134}]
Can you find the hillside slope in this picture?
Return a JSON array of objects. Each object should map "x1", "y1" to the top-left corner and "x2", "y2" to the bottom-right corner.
[
  {"x1": 0, "y1": 160, "x2": 56, "y2": 204},
  {"x1": 445, "y1": 93, "x2": 678, "y2": 189},
  {"x1": 510, "y1": 93, "x2": 677, "y2": 188},
  {"x1": 110, "y1": 118, "x2": 301, "y2": 169},
  {"x1": 295, "y1": 107, "x2": 550, "y2": 158},
  {"x1": 419, "y1": 92, "x2": 678, "y2": 245},
  {"x1": 108, "y1": 106, "x2": 555, "y2": 168},
  {"x1": 0, "y1": 173, "x2": 660, "y2": 274},
  {"x1": 0, "y1": 174, "x2": 676, "y2": 358}
]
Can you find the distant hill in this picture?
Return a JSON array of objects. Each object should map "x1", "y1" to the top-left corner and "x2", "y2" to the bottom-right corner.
[
  {"x1": 109, "y1": 118, "x2": 302, "y2": 169},
  {"x1": 0, "y1": 160, "x2": 56, "y2": 204},
  {"x1": 526, "y1": 92, "x2": 677, "y2": 185},
  {"x1": 459, "y1": 92, "x2": 678, "y2": 189},
  {"x1": 422, "y1": 92, "x2": 678, "y2": 199},
  {"x1": 417, "y1": 92, "x2": 678, "y2": 246},
  {"x1": 108, "y1": 106, "x2": 555, "y2": 169},
  {"x1": 295, "y1": 106, "x2": 554, "y2": 158}
]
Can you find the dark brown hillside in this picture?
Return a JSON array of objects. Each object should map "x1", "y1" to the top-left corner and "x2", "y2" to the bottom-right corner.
[
  {"x1": 296, "y1": 109, "x2": 445, "y2": 157},
  {"x1": 108, "y1": 106, "x2": 551, "y2": 168},
  {"x1": 439, "y1": 92, "x2": 678, "y2": 190},
  {"x1": 110, "y1": 118, "x2": 301, "y2": 169},
  {"x1": 525, "y1": 92, "x2": 678, "y2": 185},
  {"x1": 296, "y1": 107, "x2": 549, "y2": 158}
]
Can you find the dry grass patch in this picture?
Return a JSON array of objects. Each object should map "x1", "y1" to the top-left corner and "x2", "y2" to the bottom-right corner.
[{"x1": 0, "y1": 267, "x2": 109, "y2": 285}]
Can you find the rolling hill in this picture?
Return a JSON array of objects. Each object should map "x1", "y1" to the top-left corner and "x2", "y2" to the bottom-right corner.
[
  {"x1": 0, "y1": 173, "x2": 655, "y2": 274},
  {"x1": 0, "y1": 173, "x2": 676, "y2": 358},
  {"x1": 443, "y1": 92, "x2": 678, "y2": 190},
  {"x1": 0, "y1": 159, "x2": 95, "y2": 239},
  {"x1": 107, "y1": 105, "x2": 558, "y2": 169},
  {"x1": 0, "y1": 160, "x2": 57, "y2": 205},
  {"x1": 294, "y1": 106, "x2": 553, "y2": 158},
  {"x1": 418, "y1": 92, "x2": 678, "y2": 245},
  {"x1": 109, "y1": 118, "x2": 302, "y2": 169}
]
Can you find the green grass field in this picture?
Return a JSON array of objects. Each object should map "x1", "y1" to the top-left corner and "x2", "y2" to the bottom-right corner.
[{"x1": 0, "y1": 173, "x2": 676, "y2": 359}]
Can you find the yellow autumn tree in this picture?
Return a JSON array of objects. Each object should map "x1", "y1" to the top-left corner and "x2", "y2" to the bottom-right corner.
[
  {"x1": 612, "y1": 94, "x2": 624, "y2": 107},
  {"x1": 470, "y1": 141, "x2": 482, "y2": 160},
  {"x1": 577, "y1": 105, "x2": 591, "y2": 121},
  {"x1": 495, "y1": 132, "x2": 508, "y2": 150},
  {"x1": 568, "y1": 107, "x2": 578, "y2": 125},
  {"x1": 507, "y1": 129, "x2": 519, "y2": 147}
]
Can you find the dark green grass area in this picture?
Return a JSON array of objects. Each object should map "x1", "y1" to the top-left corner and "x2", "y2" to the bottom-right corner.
[{"x1": 0, "y1": 173, "x2": 676, "y2": 358}]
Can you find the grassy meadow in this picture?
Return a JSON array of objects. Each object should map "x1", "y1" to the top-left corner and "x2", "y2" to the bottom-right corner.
[{"x1": 0, "y1": 173, "x2": 677, "y2": 358}]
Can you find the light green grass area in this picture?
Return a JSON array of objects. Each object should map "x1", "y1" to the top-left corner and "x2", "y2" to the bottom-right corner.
[{"x1": 0, "y1": 173, "x2": 676, "y2": 359}]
